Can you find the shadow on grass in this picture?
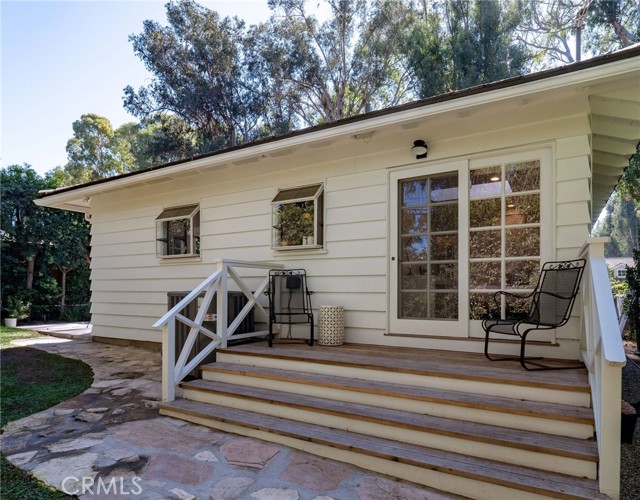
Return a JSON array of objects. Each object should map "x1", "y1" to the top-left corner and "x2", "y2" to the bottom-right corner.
[{"x1": 1, "y1": 327, "x2": 93, "y2": 499}]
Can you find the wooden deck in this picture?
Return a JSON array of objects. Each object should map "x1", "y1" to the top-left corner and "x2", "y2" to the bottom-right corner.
[
  {"x1": 160, "y1": 340, "x2": 601, "y2": 499},
  {"x1": 220, "y1": 341, "x2": 590, "y2": 393}
]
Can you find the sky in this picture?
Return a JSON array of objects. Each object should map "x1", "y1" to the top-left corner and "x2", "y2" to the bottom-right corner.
[{"x1": 1, "y1": 0, "x2": 278, "y2": 176}]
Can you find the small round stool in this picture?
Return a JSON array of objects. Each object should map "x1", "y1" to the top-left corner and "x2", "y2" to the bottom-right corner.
[{"x1": 318, "y1": 305, "x2": 345, "y2": 346}]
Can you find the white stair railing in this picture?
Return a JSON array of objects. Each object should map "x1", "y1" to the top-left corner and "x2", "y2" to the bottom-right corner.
[
  {"x1": 579, "y1": 237, "x2": 627, "y2": 499},
  {"x1": 154, "y1": 259, "x2": 281, "y2": 402}
]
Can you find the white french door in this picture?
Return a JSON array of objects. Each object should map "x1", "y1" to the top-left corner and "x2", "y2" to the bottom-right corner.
[{"x1": 389, "y1": 161, "x2": 468, "y2": 337}]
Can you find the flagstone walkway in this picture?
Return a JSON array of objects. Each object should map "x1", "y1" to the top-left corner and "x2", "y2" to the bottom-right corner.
[{"x1": 2, "y1": 336, "x2": 461, "y2": 500}]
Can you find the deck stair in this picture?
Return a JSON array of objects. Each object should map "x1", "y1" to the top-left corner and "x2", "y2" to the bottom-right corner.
[{"x1": 159, "y1": 343, "x2": 603, "y2": 500}]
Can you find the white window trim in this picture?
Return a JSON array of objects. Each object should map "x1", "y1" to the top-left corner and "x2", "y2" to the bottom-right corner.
[
  {"x1": 271, "y1": 183, "x2": 325, "y2": 251},
  {"x1": 155, "y1": 204, "x2": 200, "y2": 259}
]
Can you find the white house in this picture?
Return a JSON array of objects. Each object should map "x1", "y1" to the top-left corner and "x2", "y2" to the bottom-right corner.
[
  {"x1": 37, "y1": 45, "x2": 640, "y2": 499},
  {"x1": 607, "y1": 257, "x2": 635, "y2": 280}
]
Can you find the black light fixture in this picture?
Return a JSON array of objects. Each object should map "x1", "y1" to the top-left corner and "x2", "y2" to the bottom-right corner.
[{"x1": 411, "y1": 140, "x2": 428, "y2": 159}]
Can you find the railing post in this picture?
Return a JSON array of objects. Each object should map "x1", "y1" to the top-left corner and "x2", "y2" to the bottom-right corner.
[
  {"x1": 162, "y1": 321, "x2": 176, "y2": 402},
  {"x1": 218, "y1": 261, "x2": 228, "y2": 348},
  {"x1": 580, "y1": 236, "x2": 625, "y2": 500},
  {"x1": 598, "y1": 355, "x2": 622, "y2": 499}
]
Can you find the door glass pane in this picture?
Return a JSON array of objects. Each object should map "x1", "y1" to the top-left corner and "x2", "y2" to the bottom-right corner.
[
  {"x1": 399, "y1": 173, "x2": 458, "y2": 320},
  {"x1": 430, "y1": 263, "x2": 457, "y2": 290},
  {"x1": 430, "y1": 293, "x2": 458, "y2": 319},
  {"x1": 505, "y1": 194, "x2": 540, "y2": 225},
  {"x1": 431, "y1": 174, "x2": 458, "y2": 202},
  {"x1": 431, "y1": 234, "x2": 457, "y2": 260},
  {"x1": 470, "y1": 198, "x2": 501, "y2": 227},
  {"x1": 470, "y1": 261, "x2": 501, "y2": 289},
  {"x1": 470, "y1": 230, "x2": 501, "y2": 258},
  {"x1": 470, "y1": 167, "x2": 501, "y2": 198},
  {"x1": 400, "y1": 264, "x2": 429, "y2": 289},
  {"x1": 506, "y1": 260, "x2": 539, "y2": 288},
  {"x1": 506, "y1": 161, "x2": 540, "y2": 192},
  {"x1": 505, "y1": 227, "x2": 540, "y2": 257},
  {"x1": 469, "y1": 292, "x2": 498, "y2": 320},
  {"x1": 402, "y1": 179, "x2": 428, "y2": 206},
  {"x1": 400, "y1": 236, "x2": 428, "y2": 261},
  {"x1": 431, "y1": 204, "x2": 457, "y2": 231},
  {"x1": 401, "y1": 208, "x2": 428, "y2": 234},
  {"x1": 400, "y1": 292, "x2": 428, "y2": 318}
]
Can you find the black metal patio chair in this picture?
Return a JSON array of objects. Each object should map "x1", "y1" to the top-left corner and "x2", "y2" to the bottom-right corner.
[
  {"x1": 482, "y1": 259, "x2": 586, "y2": 371},
  {"x1": 265, "y1": 269, "x2": 314, "y2": 347}
]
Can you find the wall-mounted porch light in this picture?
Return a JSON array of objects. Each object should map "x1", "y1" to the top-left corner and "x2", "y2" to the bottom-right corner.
[{"x1": 411, "y1": 140, "x2": 428, "y2": 159}]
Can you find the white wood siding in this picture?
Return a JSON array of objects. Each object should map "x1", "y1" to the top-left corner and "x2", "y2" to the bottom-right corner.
[{"x1": 87, "y1": 113, "x2": 594, "y2": 358}]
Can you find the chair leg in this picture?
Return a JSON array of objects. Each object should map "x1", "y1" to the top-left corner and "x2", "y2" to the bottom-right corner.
[
  {"x1": 519, "y1": 333, "x2": 584, "y2": 371},
  {"x1": 484, "y1": 329, "x2": 522, "y2": 362},
  {"x1": 268, "y1": 320, "x2": 273, "y2": 348},
  {"x1": 309, "y1": 316, "x2": 314, "y2": 346}
]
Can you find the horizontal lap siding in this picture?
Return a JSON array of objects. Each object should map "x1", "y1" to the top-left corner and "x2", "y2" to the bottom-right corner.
[
  {"x1": 88, "y1": 163, "x2": 388, "y2": 342},
  {"x1": 554, "y1": 133, "x2": 592, "y2": 342}
]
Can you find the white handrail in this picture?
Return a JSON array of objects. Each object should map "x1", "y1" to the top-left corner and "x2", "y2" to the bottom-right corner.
[
  {"x1": 579, "y1": 237, "x2": 626, "y2": 499},
  {"x1": 154, "y1": 259, "x2": 281, "y2": 402}
]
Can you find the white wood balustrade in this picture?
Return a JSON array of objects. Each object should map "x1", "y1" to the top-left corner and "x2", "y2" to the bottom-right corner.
[
  {"x1": 154, "y1": 259, "x2": 281, "y2": 402},
  {"x1": 579, "y1": 237, "x2": 627, "y2": 499}
]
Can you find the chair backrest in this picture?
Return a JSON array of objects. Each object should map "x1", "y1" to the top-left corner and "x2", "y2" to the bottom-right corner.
[
  {"x1": 527, "y1": 259, "x2": 586, "y2": 327},
  {"x1": 268, "y1": 269, "x2": 312, "y2": 323}
]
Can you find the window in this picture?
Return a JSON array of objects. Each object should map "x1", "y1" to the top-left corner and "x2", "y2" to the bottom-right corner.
[
  {"x1": 617, "y1": 269, "x2": 627, "y2": 279},
  {"x1": 398, "y1": 172, "x2": 459, "y2": 320},
  {"x1": 468, "y1": 160, "x2": 541, "y2": 320},
  {"x1": 156, "y1": 204, "x2": 200, "y2": 257},
  {"x1": 272, "y1": 184, "x2": 324, "y2": 250}
]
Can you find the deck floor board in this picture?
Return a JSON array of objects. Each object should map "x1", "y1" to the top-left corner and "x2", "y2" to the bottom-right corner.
[
  {"x1": 202, "y1": 362, "x2": 595, "y2": 424},
  {"x1": 160, "y1": 399, "x2": 604, "y2": 500},
  {"x1": 218, "y1": 342, "x2": 590, "y2": 392},
  {"x1": 182, "y1": 379, "x2": 598, "y2": 461}
]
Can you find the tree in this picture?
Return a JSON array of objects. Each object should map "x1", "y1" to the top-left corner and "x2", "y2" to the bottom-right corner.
[
  {"x1": 130, "y1": 115, "x2": 201, "y2": 168},
  {"x1": 258, "y1": 0, "x2": 415, "y2": 125},
  {"x1": 1, "y1": 165, "x2": 91, "y2": 320},
  {"x1": 124, "y1": 0, "x2": 267, "y2": 148},
  {"x1": 64, "y1": 113, "x2": 136, "y2": 184},
  {"x1": 516, "y1": 0, "x2": 639, "y2": 69},
  {"x1": 45, "y1": 208, "x2": 90, "y2": 308},
  {"x1": 624, "y1": 230, "x2": 640, "y2": 352},
  {"x1": 1, "y1": 165, "x2": 49, "y2": 292},
  {"x1": 405, "y1": 0, "x2": 529, "y2": 98}
]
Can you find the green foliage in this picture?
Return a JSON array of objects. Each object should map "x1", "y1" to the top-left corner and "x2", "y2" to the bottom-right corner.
[
  {"x1": 259, "y1": 0, "x2": 414, "y2": 124},
  {"x1": 593, "y1": 150, "x2": 640, "y2": 258},
  {"x1": 3, "y1": 296, "x2": 31, "y2": 320},
  {"x1": 274, "y1": 202, "x2": 315, "y2": 246},
  {"x1": 624, "y1": 234, "x2": 640, "y2": 350},
  {"x1": 516, "y1": 0, "x2": 639, "y2": 68},
  {"x1": 1, "y1": 165, "x2": 91, "y2": 320},
  {"x1": 64, "y1": 113, "x2": 136, "y2": 183},
  {"x1": 124, "y1": 0, "x2": 267, "y2": 148},
  {"x1": 405, "y1": 0, "x2": 529, "y2": 98}
]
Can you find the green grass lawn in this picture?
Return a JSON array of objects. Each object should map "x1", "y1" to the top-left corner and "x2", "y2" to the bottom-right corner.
[{"x1": 0, "y1": 326, "x2": 93, "y2": 499}]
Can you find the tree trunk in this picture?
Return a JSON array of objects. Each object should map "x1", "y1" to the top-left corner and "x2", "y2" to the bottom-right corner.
[
  {"x1": 60, "y1": 269, "x2": 68, "y2": 308},
  {"x1": 26, "y1": 255, "x2": 35, "y2": 289}
]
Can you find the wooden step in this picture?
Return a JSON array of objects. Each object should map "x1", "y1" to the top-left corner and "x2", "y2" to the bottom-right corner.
[
  {"x1": 159, "y1": 399, "x2": 605, "y2": 500},
  {"x1": 217, "y1": 344, "x2": 591, "y2": 406},
  {"x1": 181, "y1": 379, "x2": 598, "y2": 479},
  {"x1": 201, "y1": 362, "x2": 595, "y2": 438}
]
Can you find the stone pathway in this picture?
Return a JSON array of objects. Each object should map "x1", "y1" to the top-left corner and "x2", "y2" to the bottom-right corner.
[{"x1": 2, "y1": 336, "x2": 462, "y2": 500}]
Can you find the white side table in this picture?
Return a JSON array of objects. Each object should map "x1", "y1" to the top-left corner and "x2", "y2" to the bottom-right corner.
[{"x1": 318, "y1": 305, "x2": 345, "y2": 346}]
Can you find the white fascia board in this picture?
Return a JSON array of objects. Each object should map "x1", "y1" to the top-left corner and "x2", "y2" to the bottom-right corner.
[{"x1": 36, "y1": 55, "x2": 640, "y2": 211}]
